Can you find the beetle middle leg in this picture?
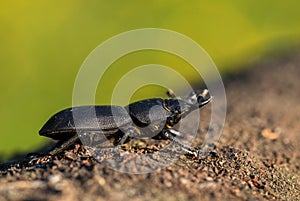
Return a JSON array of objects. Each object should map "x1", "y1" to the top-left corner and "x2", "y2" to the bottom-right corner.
[{"x1": 113, "y1": 127, "x2": 141, "y2": 152}]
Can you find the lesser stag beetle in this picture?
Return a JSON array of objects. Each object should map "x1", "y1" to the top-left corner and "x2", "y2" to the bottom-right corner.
[{"x1": 38, "y1": 89, "x2": 211, "y2": 159}]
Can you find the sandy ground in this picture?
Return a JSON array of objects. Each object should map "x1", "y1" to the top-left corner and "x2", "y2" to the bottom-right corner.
[{"x1": 0, "y1": 52, "x2": 299, "y2": 201}]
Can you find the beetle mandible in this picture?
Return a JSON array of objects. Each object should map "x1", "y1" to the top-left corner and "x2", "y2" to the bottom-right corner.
[{"x1": 38, "y1": 89, "x2": 211, "y2": 158}]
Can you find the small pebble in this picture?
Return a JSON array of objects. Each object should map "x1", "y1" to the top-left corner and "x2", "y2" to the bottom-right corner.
[{"x1": 261, "y1": 128, "x2": 279, "y2": 140}]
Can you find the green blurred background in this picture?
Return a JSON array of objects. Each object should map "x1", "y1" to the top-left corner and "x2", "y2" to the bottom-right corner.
[{"x1": 0, "y1": 1, "x2": 299, "y2": 159}]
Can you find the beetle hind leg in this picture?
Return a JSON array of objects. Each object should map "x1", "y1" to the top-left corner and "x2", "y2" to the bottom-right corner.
[
  {"x1": 29, "y1": 135, "x2": 80, "y2": 165},
  {"x1": 49, "y1": 135, "x2": 80, "y2": 156}
]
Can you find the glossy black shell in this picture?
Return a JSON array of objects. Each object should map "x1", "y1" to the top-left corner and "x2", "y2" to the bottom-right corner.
[
  {"x1": 125, "y1": 98, "x2": 172, "y2": 126},
  {"x1": 39, "y1": 105, "x2": 131, "y2": 140}
]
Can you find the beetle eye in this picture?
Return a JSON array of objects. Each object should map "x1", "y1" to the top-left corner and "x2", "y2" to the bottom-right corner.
[{"x1": 197, "y1": 96, "x2": 205, "y2": 104}]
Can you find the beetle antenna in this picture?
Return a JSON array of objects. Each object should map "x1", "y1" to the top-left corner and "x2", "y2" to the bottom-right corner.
[{"x1": 166, "y1": 89, "x2": 176, "y2": 98}]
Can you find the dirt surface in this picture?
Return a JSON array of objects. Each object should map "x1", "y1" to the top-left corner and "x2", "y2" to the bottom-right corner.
[{"x1": 1, "y1": 53, "x2": 300, "y2": 201}]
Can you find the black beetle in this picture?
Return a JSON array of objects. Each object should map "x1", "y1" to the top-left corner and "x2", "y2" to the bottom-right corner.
[{"x1": 38, "y1": 89, "x2": 211, "y2": 159}]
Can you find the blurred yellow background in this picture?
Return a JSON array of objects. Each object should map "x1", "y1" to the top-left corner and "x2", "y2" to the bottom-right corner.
[{"x1": 0, "y1": 1, "x2": 299, "y2": 159}]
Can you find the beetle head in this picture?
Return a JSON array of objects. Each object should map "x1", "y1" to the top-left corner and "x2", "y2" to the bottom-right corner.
[
  {"x1": 163, "y1": 89, "x2": 211, "y2": 126},
  {"x1": 184, "y1": 89, "x2": 212, "y2": 108}
]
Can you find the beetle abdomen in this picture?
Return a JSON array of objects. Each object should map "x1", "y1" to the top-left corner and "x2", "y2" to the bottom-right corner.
[{"x1": 39, "y1": 105, "x2": 131, "y2": 140}]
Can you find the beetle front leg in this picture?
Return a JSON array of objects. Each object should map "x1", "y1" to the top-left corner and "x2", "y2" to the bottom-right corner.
[
  {"x1": 168, "y1": 128, "x2": 185, "y2": 137},
  {"x1": 162, "y1": 129, "x2": 198, "y2": 157}
]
